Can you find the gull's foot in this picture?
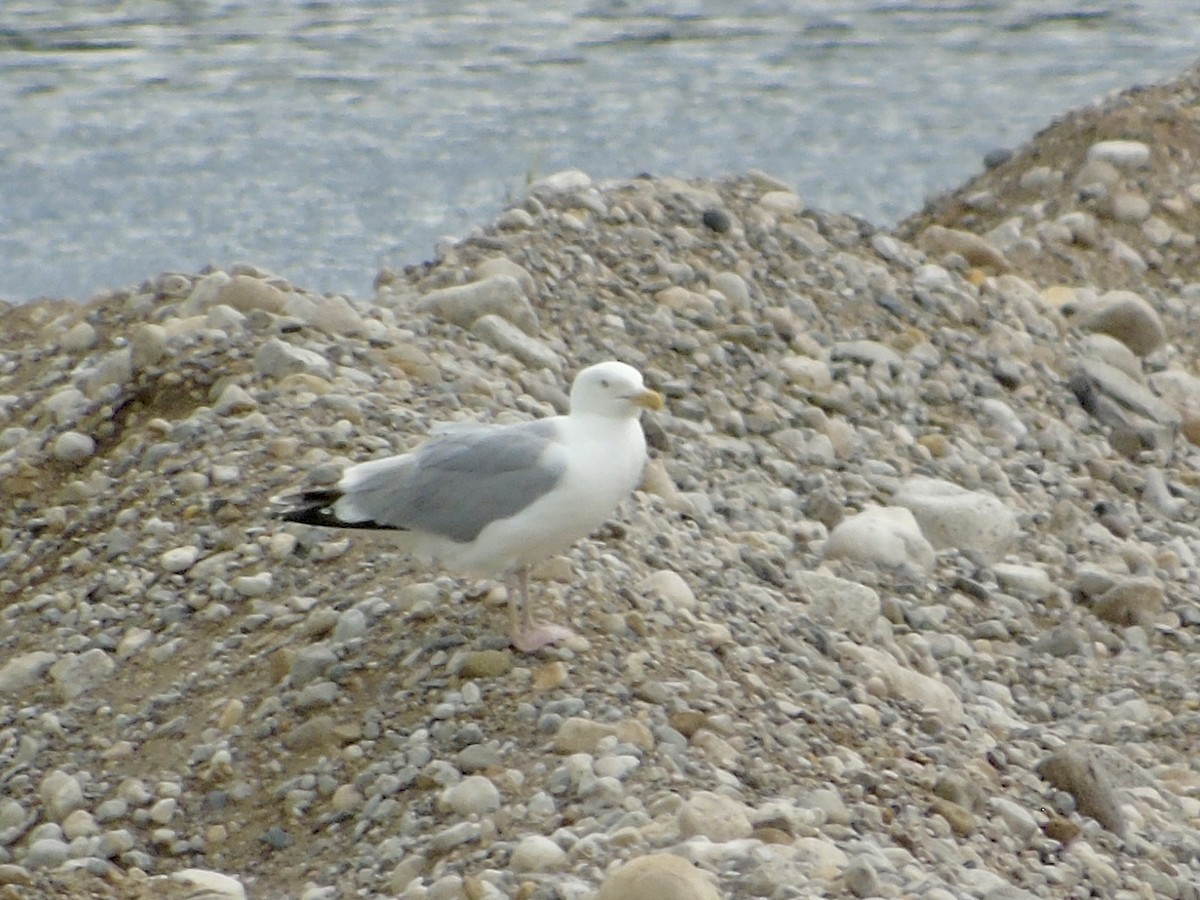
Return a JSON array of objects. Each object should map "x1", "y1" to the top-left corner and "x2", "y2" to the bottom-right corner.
[{"x1": 511, "y1": 622, "x2": 575, "y2": 653}]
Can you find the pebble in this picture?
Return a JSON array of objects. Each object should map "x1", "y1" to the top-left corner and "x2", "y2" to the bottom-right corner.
[
  {"x1": 214, "y1": 383, "x2": 258, "y2": 415},
  {"x1": 1086, "y1": 139, "x2": 1151, "y2": 170},
  {"x1": 215, "y1": 274, "x2": 289, "y2": 314},
  {"x1": 474, "y1": 257, "x2": 536, "y2": 297},
  {"x1": 824, "y1": 506, "x2": 936, "y2": 572},
  {"x1": 52, "y1": 430, "x2": 96, "y2": 463},
  {"x1": 1069, "y1": 289, "x2": 1166, "y2": 355},
  {"x1": 509, "y1": 835, "x2": 567, "y2": 873},
  {"x1": 39, "y1": 772, "x2": 84, "y2": 819},
  {"x1": 171, "y1": 868, "x2": 248, "y2": 899},
  {"x1": 233, "y1": 572, "x2": 274, "y2": 598},
  {"x1": 790, "y1": 571, "x2": 880, "y2": 637},
  {"x1": 0, "y1": 651, "x2": 58, "y2": 694},
  {"x1": 49, "y1": 648, "x2": 115, "y2": 699},
  {"x1": 470, "y1": 314, "x2": 561, "y2": 370},
  {"x1": 416, "y1": 275, "x2": 538, "y2": 335},
  {"x1": 61, "y1": 321, "x2": 97, "y2": 352},
  {"x1": 893, "y1": 477, "x2": 1018, "y2": 563},
  {"x1": 24, "y1": 838, "x2": 69, "y2": 869},
  {"x1": 439, "y1": 776, "x2": 500, "y2": 818},
  {"x1": 160, "y1": 546, "x2": 200, "y2": 573},
  {"x1": 637, "y1": 569, "x2": 695, "y2": 612},
  {"x1": 917, "y1": 224, "x2": 1010, "y2": 270},
  {"x1": 677, "y1": 791, "x2": 753, "y2": 841},
  {"x1": 1037, "y1": 746, "x2": 1128, "y2": 837},
  {"x1": 596, "y1": 854, "x2": 721, "y2": 900},
  {"x1": 129, "y1": 322, "x2": 168, "y2": 370},
  {"x1": 43, "y1": 386, "x2": 91, "y2": 426},
  {"x1": 254, "y1": 337, "x2": 333, "y2": 380}
]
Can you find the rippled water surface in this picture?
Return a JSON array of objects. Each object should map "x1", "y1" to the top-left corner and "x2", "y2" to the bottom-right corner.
[{"x1": 3, "y1": 1, "x2": 1199, "y2": 302}]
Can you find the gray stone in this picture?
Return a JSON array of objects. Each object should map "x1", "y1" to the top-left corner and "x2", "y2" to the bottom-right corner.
[
  {"x1": 85, "y1": 348, "x2": 132, "y2": 395},
  {"x1": 40, "y1": 771, "x2": 84, "y2": 821},
  {"x1": 474, "y1": 258, "x2": 536, "y2": 298},
  {"x1": 50, "y1": 648, "x2": 115, "y2": 700},
  {"x1": 290, "y1": 645, "x2": 337, "y2": 687},
  {"x1": 160, "y1": 546, "x2": 199, "y2": 573},
  {"x1": 596, "y1": 853, "x2": 721, "y2": 900},
  {"x1": 1069, "y1": 289, "x2": 1165, "y2": 356},
  {"x1": 0, "y1": 652, "x2": 58, "y2": 695},
  {"x1": 824, "y1": 506, "x2": 936, "y2": 572},
  {"x1": 254, "y1": 338, "x2": 332, "y2": 380},
  {"x1": 677, "y1": 790, "x2": 753, "y2": 841},
  {"x1": 24, "y1": 838, "x2": 69, "y2": 869},
  {"x1": 439, "y1": 775, "x2": 501, "y2": 818},
  {"x1": 232, "y1": 572, "x2": 273, "y2": 598},
  {"x1": 52, "y1": 430, "x2": 96, "y2": 463},
  {"x1": 129, "y1": 323, "x2": 168, "y2": 371},
  {"x1": 1075, "y1": 358, "x2": 1181, "y2": 429},
  {"x1": 43, "y1": 387, "x2": 91, "y2": 427},
  {"x1": 469, "y1": 314, "x2": 560, "y2": 370},
  {"x1": 894, "y1": 477, "x2": 1018, "y2": 563},
  {"x1": 509, "y1": 834, "x2": 567, "y2": 873},
  {"x1": 1086, "y1": 139, "x2": 1151, "y2": 170},
  {"x1": 917, "y1": 224, "x2": 1010, "y2": 269},
  {"x1": 332, "y1": 608, "x2": 367, "y2": 643},
  {"x1": 1037, "y1": 745, "x2": 1128, "y2": 837},
  {"x1": 416, "y1": 275, "x2": 538, "y2": 335},
  {"x1": 61, "y1": 321, "x2": 98, "y2": 352},
  {"x1": 214, "y1": 383, "x2": 257, "y2": 416},
  {"x1": 791, "y1": 571, "x2": 880, "y2": 637}
]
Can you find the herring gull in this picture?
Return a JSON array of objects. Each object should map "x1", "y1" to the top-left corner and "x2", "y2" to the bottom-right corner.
[{"x1": 275, "y1": 361, "x2": 663, "y2": 651}]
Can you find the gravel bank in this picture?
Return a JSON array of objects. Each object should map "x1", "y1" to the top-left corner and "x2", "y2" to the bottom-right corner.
[{"x1": 2, "y1": 66, "x2": 1200, "y2": 899}]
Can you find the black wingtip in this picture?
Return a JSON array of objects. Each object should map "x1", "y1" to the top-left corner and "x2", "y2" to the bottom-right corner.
[
  {"x1": 273, "y1": 489, "x2": 343, "y2": 527},
  {"x1": 273, "y1": 489, "x2": 404, "y2": 532}
]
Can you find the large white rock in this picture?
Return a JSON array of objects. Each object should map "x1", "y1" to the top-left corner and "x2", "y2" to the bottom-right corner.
[
  {"x1": 823, "y1": 507, "x2": 935, "y2": 572},
  {"x1": 677, "y1": 790, "x2": 753, "y2": 842},
  {"x1": 893, "y1": 477, "x2": 1017, "y2": 563},
  {"x1": 791, "y1": 571, "x2": 880, "y2": 637},
  {"x1": 596, "y1": 853, "x2": 721, "y2": 900},
  {"x1": 439, "y1": 775, "x2": 500, "y2": 818},
  {"x1": 416, "y1": 275, "x2": 538, "y2": 335},
  {"x1": 837, "y1": 643, "x2": 964, "y2": 723},
  {"x1": 1086, "y1": 139, "x2": 1150, "y2": 170},
  {"x1": 0, "y1": 651, "x2": 58, "y2": 694},
  {"x1": 509, "y1": 834, "x2": 567, "y2": 873}
]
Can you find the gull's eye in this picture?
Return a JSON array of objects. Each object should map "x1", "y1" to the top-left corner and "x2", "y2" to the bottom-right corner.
[{"x1": 600, "y1": 378, "x2": 610, "y2": 388}]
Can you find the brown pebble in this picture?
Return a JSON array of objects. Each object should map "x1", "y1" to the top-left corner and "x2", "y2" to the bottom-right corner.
[
  {"x1": 752, "y1": 826, "x2": 794, "y2": 845},
  {"x1": 669, "y1": 711, "x2": 709, "y2": 738},
  {"x1": 532, "y1": 661, "x2": 568, "y2": 691},
  {"x1": 460, "y1": 650, "x2": 514, "y2": 679}
]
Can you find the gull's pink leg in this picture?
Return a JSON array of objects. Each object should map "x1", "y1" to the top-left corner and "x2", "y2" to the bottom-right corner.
[{"x1": 508, "y1": 566, "x2": 574, "y2": 652}]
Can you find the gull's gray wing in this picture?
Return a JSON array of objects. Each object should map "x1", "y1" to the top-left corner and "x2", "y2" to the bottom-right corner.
[{"x1": 331, "y1": 418, "x2": 566, "y2": 542}]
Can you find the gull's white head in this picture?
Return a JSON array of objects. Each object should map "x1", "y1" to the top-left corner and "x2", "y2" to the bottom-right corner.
[{"x1": 569, "y1": 361, "x2": 664, "y2": 419}]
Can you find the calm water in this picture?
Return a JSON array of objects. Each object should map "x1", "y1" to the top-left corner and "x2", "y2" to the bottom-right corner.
[{"x1": 2, "y1": 1, "x2": 1199, "y2": 303}]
